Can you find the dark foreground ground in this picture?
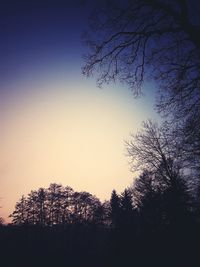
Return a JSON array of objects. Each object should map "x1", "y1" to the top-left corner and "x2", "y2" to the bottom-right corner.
[{"x1": 0, "y1": 223, "x2": 199, "y2": 267}]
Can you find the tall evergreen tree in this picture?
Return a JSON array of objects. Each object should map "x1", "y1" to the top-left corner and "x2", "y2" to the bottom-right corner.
[{"x1": 110, "y1": 190, "x2": 121, "y2": 228}]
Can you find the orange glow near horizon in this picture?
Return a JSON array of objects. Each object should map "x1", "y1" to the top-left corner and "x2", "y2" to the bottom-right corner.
[{"x1": 0, "y1": 77, "x2": 158, "y2": 223}]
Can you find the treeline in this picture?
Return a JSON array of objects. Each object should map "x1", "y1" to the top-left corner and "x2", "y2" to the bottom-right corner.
[
  {"x1": 3, "y1": 170, "x2": 200, "y2": 267},
  {"x1": 9, "y1": 184, "x2": 109, "y2": 226},
  {"x1": 9, "y1": 168, "x2": 198, "y2": 232},
  {"x1": 9, "y1": 183, "x2": 137, "y2": 228},
  {"x1": 4, "y1": 120, "x2": 200, "y2": 266}
]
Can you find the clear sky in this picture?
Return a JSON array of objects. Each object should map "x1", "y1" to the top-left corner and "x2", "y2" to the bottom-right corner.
[{"x1": 0, "y1": 0, "x2": 159, "y2": 222}]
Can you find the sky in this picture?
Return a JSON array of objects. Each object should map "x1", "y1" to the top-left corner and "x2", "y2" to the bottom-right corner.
[{"x1": 0, "y1": 0, "x2": 159, "y2": 222}]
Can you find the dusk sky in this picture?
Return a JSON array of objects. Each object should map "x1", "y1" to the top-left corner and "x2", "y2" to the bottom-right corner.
[{"x1": 0, "y1": 1, "x2": 159, "y2": 222}]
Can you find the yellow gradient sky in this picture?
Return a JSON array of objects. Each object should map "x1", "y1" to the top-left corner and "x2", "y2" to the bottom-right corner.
[{"x1": 0, "y1": 75, "x2": 159, "y2": 222}]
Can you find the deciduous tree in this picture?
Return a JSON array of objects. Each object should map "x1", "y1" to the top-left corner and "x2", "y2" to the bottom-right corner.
[{"x1": 83, "y1": 0, "x2": 200, "y2": 170}]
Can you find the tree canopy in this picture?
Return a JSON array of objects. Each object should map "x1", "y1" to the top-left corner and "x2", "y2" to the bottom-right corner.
[
  {"x1": 9, "y1": 183, "x2": 105, "y2": 226},
  {"x1": 83, "y1": 0, "x2": 200, "y2": 174},
  {"x1": 83, "y1": 0, "x2": 200, "y2": 110}
]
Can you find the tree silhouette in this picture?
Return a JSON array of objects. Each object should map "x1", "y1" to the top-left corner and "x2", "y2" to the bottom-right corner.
[
  {"x1": 10, "y1": 195, "x2": 28, "y2": 225},
  {"x1": 133, "y1": 170, "x2": 157, "y2": 208},
  {"x1": 6, "y1": 180, "x2": 200, "y2": 267},
  {"x1": 46, "y1": 183, "x2": 64, "y2": 225},
  {"x1": 133, "y1": 170, "x2": 163, "y2": 231},
  {"x1": 0, "y1": 201, "x2": 4, "y2": 225},
  {"x1": 26, "y1": 190, "x2": 38, "y2": 225},
  {"x1": 110, "y1": 190, "x2": 121, "y2": 228},
  {"x1": 60, "y1": 186, "x2": 74, "y2": 224},
  {"x1": 83, "y1": 0, "x2": 200, "y2": 172},
  {"x1": 0, "y1": 217, "x2": 4, "y2": 225},
  {"x1": 120, "y1": 189, "x2": 134, "y2": 227},
  {"x1": 126, "y1": 119, "x2": 194, "y2": 232},
  {"x1": 101, "y1": 200, "x2": 111, "y2": 226},
  {"x1": 83, "y1": 0, "x2": 200, "y2": 108},
  {"x1": 133, "y1": 166, "x2": 192, "y2": 233},
  {"x1": 71, "y1": 191, "x2": 102, "y2": 224},
  {"x1": 9, "y1": 184, "x2": 105, "y2": 226},
  {"x1": 36, "y1": 188, "x2": 46, "y2": 225},
  {"x1": 126, "y1": 120, "x2": 184, "y2": 176}
]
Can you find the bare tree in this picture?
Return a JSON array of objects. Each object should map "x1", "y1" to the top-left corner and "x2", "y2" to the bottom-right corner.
[
  {"x1": 126, "y1": 119, "x2": 195, "y2": 222},
  {"x1": 83, "y1": 0, "x2": 200, "y2": 168},
  {"x1": 126, "y1": 120, "x2": 183, "y2": 180},
  {"x1": 83, "y1": 0, "x2": 200, "y2": 106}
]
